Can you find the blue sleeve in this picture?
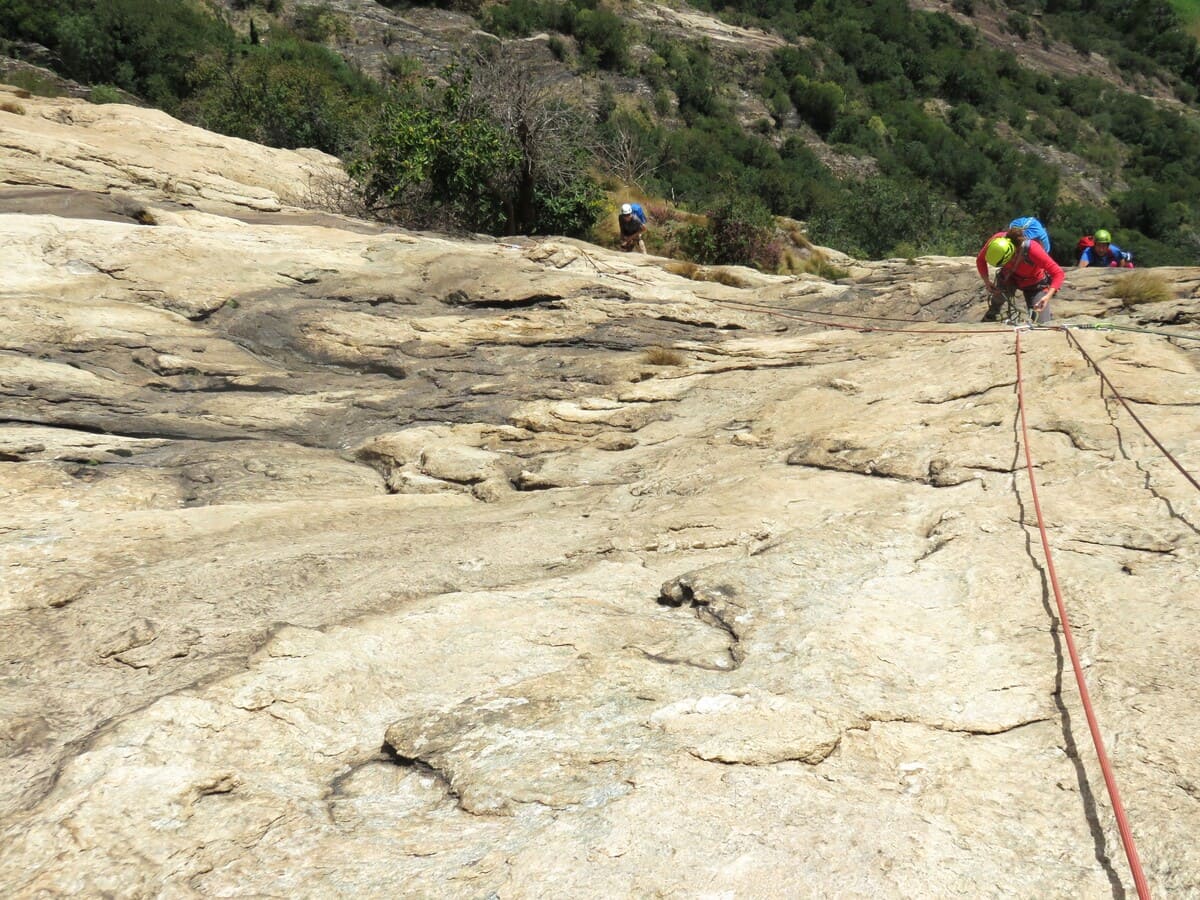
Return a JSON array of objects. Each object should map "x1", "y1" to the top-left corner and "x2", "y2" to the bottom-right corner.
[{"x1": 1079, "y1": 247, "x2": 1096, "y2": 264}]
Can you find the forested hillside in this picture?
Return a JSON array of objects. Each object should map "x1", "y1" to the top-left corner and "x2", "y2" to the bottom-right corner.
[{"x1": 4, "y1": 0, "x2": 1200, "y2": 266}]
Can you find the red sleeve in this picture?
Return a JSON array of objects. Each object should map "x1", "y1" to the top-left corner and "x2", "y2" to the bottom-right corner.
[
  {"x1": 976, "y1": 244, "x2": 991, "y2": 281},
  {"x1": 1028, "y1": 241, "x2": 1064, "y2": 290},
  {"x1": 976, "y1": 231, "x2": 1005, "y2": 281}
]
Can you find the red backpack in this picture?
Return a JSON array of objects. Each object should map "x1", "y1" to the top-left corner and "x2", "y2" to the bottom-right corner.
[{"x1": 1075, "y1": 235, "x2": 1094, "y2": 260}]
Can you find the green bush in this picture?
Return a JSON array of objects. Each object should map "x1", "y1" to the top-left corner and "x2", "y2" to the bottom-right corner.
[
  {"x1": 809, "y1": 176, "x2": 969, "y2": 259},
  {"x1": 350, "y1": 66, "x2": 604, "y2": 237},
  {"x1": 0, "y1": 69, "x2": 67, "y2": 97},
  {"x1": 681, "y1": 194, "x2": 780, "y2": 270},
  {"x1": 50, "y1": 0, "x2": 235, "y2": 109},
  {"x1": 790, "y1": 76, "x2": 843, "y2": 134},
  {"x1": 351, "y1": 94, "x2": 518, "y2": 233},
  {"x1": 533, "y1": 175, "x2": 606, "y2": 236},
  {"x1": 480, "y1": 0, "x2": 628, "y2": 71},
  {"x1": 186, "y1": 35, "x2": 379, "y2": 154},
  {"x1": 291, "y1": 3, "x2": 350, "y2": 43},
  {"x1": 88, "y1": 84, "x2": 123, "y2": 104}
]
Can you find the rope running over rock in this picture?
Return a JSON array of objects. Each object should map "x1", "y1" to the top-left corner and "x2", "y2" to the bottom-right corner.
[{"x1": 1014, "y1": 330, "x2": 1151, "y2": 899}]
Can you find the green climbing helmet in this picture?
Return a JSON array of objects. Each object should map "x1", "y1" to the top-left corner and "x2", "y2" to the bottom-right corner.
[
  {"x1": 986, "y1": 236, "x2": 1015, "y2": 266},
  {"x1": 1094, "y1": 228, "x2": 1112, "y2": 243}
]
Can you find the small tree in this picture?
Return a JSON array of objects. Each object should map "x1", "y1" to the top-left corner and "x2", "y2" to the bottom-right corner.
[
  {"x1": 598, "y1": 106, "x2": 661, "y2": 189},
  {"x1": 682, "y1": 195, "x2": 781, "y2": 270},
  {"x1": 464, "y1": 49, "x2": 605, "y2": 235},
  {"x1": 350, "y1": 76, "x2": 518, "y2": 232}
]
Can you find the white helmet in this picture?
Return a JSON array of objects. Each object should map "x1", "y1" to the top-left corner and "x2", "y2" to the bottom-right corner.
[{"x1": 620, "y1": 203, "x2": 633, "y2": 215}]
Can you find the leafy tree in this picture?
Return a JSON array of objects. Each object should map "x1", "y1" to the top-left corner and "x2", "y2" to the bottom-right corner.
[
  {"x1": 185, "y1": 34, "x2": 379, "y2": 154},
  {"x1": 464, "y1": 51, "x2": 606, "y2": 234},
  {"x1": 682, "y1": 194, "x2": 780, "y2": 269},
  {"x1": 350, "y1": 61, "x2": 603, "y2": 237},
  {"x1": 809, "y1": 176, "x2": 968, "y2": 259},
  {"x1": 352, "y1": 93, "x2": 517, "y2": 232},
  {"x1": 790, "y1": 76, "x2": 843, "y2": 135},
  {"x1": 37, "y1": 0, "x2": 235, "y2": 108}
]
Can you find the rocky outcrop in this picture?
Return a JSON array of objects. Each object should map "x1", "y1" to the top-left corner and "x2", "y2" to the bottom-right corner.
[{"x1": 1, "y1": 87, "x2": 1199, "y2": 897}]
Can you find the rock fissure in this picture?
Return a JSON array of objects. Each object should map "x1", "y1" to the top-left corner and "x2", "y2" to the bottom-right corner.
[
  {"x1": 862, "y1": 713, "x2": 1055, "y2": 736},
  {"x1": 1063, "y1": 537, "x2": 1177, "y2": 555},
  {"x1": 1098, "y1": 395, "x2": 1200, "y2": 536},
  {"x1": 915, "y1": 381, "x2": 1017, "y2": 404}
]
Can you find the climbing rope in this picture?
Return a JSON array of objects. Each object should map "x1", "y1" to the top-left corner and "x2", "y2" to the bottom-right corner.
[
  {"x1": 706, "y1": 296, "x2": 1200, "y2": 498},
  {"x1": 709, "y1": 296, "x2": 1178, "y2": 891},
  {"x1": 710, "y1": 296, "x2": 1014, "y2": 335},
  {"x1": 1071, "y1": 322, "x2": 1200, "y2": 343},
  {"x1": 1014, "y1": 331, "x2": 1151, "y2": 899},
  {"x1": 1060, "y1": 328, "x2": 1200, "y2": 494}
]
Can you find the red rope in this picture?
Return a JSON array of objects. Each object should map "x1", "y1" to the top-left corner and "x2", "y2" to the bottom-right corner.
[
  {"x1": 1014, "y1": 331, "x2": 1151, "y2": 898},
  {"x1": 1062, "y1": 328, "x2": 1200, "y2": 493},
  {"x1": 713, "y1": 297, "x2": 1014, "y2": 335}
]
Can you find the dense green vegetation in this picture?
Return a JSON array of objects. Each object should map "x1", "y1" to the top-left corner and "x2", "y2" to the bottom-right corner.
[
  {"x1": 631, "y1": 0, "x2": 1200, "y2": 263},
  {"x1": 0, "y1": 0, "x2": 603, "y2": 236},
  {"x1": 0, "y1": 0, "x2": 233, "y2": 107},
  {"x1": 0, "y1": 0, "x2": 373, "y2": 153},
  {"x1": 482, "y1": 0, "x2": 630, "y2": 70},
  {"x1": 4, "y1": 0, "x2": 1200, "y2": 264},
  {"x1": 350, "y1": 66, "x2": 605, "y2": 235}
]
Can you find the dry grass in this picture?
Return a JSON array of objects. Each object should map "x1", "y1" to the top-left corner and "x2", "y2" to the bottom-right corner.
[
  {"x1": 112, "y1": 194, "x2": 158, "y2": 226},
  {"x1": 12, "y1": 88, "x2": 32, "y2": 99},
  {"x1": 780, "y1": 248, "x2": 849, "y2": 280},
  {"x1": 664, "y1": 260, "x2": 749, "y2": 287},
  {"x1": 304, "y1": 170, "x2": 369, "y2": 217},
  {"x1": 785, "y1": 225, "x2": 813, "y2": 251},
  {"x1": 0, "y1": 100, "x2": 25, "y2": 115},
  {"x1": 798, "y1": 253, "x2": 850, "y2": 280},
  {"x1": 665, "y1": 260, "x2": 700, "y2": 279},
  {"x1": 1106, "y1": 271, "x2": 1173, "y2": 306},
  {"x1": 707, "y1": 268, "x2": 750, "y2": 287},
  {"x1": 642, "y1": 346, "x2": 685, "y2": 366}
]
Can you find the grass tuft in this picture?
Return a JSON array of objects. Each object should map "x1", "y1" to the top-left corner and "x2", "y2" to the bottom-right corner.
[
  {"x1": 112, "y1": 195, "x2": 159, "y2": 226},
  {"x1": 1106, "y1": 270, "x2": 1173, "y2": 306},
  {"x1": 642, "y1": 346, "x2": 685, "y2": 366},
  {"x1": 707, "y1": 268, "x2": 749, "y2": 287},
  {"x1": 780, "y1": 248, "x2": 849, "y2": 280},
  {"x1": 3, "y1": 71, "x2": 66, "y2": 97},
  {"x1": 0, "y1": 100, "x2": 25, "y2": 115},
  {"x1": 665, "y1": 260, "x2": 700, "y2": 279},
  {"x1": 665, "y1": 260, "x2": 749, "y2": 287}
]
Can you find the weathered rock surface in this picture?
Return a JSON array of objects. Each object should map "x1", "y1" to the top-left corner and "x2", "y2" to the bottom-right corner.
[{"x1": 2, "y1": 87, "x2": 1200, "y2": 897}]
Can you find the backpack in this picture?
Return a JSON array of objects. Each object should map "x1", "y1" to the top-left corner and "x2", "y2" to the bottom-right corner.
[
  {"x1": 629, "y1": 202, "x2": 647, "y2": 225},
  {"x1": 1009, "y1": 216, "x2": 1050, "y2": 254},
  {"x1": 1075, "y1": 235, "x2": 1095, "y2": 261}
]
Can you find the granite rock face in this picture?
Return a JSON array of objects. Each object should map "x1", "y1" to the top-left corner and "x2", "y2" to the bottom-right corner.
[{"x1": 2, "y1": 86, "x2": 1200, "y2": 897}]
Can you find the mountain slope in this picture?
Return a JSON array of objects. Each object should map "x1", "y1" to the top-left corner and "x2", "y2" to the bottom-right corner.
[{"x1": 2, "y1": 83, "x2": 1200, "y2": 897}]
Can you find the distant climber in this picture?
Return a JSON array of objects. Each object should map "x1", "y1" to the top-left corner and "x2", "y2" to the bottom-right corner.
[
  {"x1": 618, "y1": 202, "x2": 648, "y2": 253},
  {"x1": 977, "y1": 225, "x2": 1064, "y2": 324},
  {"x1": 1077, "y1": 229, "x2": 1134, "y2": 268}
]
